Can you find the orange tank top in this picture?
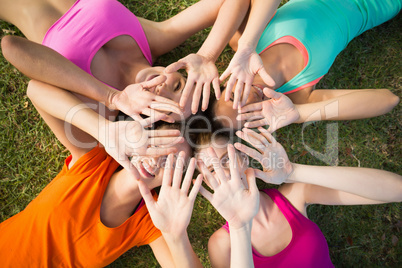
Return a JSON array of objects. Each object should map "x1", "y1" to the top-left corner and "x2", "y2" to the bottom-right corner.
[{"x1": 0, "y1": 145, "x2": 161, "y2": 267}]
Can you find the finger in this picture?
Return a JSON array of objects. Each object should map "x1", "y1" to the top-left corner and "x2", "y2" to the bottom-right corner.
[
  {"x1": 244, "y1": 119, "x2": 268, "y2": 129},
  {"x1": 236, "y1": 111, "x2": 263, "y2": 121},
  {"x1": 141, "y1": 108, "x2": 174, "y2": 124},
  {"x1": 263, "y1": 88, "x2": 281, "y2": 99},
  {"x1": 225, "y1": 76, "x2": 236, "y2": 101},
  {"x1": 257, "y1": 127, "x2": 276, "y2": 145},
  {"x1": 245, "y1": 168, "x2": 258, "y2": 194},
  {"x1": 141, "y1": 75, "x2": 167, "y2": 88},
  {"x1": 199, "y1": 185, "x2": 213, "y2": 201},
  {"x1": 238, "y1": 102, "x2": 262, "y2": 114},
  {"x1": 139, "y1": 112, "x2": 169, "y2": 127},
  {"x1": 165, "y1": 61, "x2": 186, "y2": 73},
  {"x1": 242, "y1": 128, "x2": 270, "y2": 148},
  {"x1": 253, "y1": 169, "x2": 269, "y2": 182},
  {"x1": 240, "y1": 82, "x2": 252, "y2": 108},
  {"x1": 207, "y1": 147, "x2": 227, "y2": 182},
  {"x1": 212, "y1": 77, "x2": 221, "y2": 100},
  {"x1": 234, "y1": 142, "x2": 262, "y2": 164},
  {"x1": 145, "y1": 147, "x2": 178, "y2": 157},
  {"x1": 137, "y1": 180, "x2": 156, "y2": 209},
  {"x1": 228, "y1": 144, "x2": 241, "y2": 182},
  {"x1": 131, "y1": 113, "x2": 144, "y2": 122},
  {"x1": 189, "y1": 174, "x2": 203, "y2": 200},
  {"x1": 172, "y1": 151, "x2": 186, "y2": 188},
  {"x1": 201, "y1": 82, "x2": 211, "y2": 112},
  {"x1": 197, "y1": 160, "x2": 219, "y2": 189},
  {"x1": 232, "y1": 80, "x2": 244, "y2": 109},
  {"x1": 182, "y1": 158, "x2": 196, "y2": 193},
  {"x1": 236, "y1": 129, "x2": 266, "y2": 151},
  {"x1": 149, "y1": 136, "x2": 184, "y2": 147},
  {"x1": 149, "y1": 129, "x2": 181, "y2": 137},
  {"x1": 180, "y1": 76, "x2": 195, "y2": 108},
  {"x1": 258, "y1": 68, "x2": 275, "y2": 87},
  {"x1": 154, "y1": 95, "x2": 181, "y2": 106},
  {"x1": 191, "y1": 82, "x2": 203, "y2": 114},
  {"x1": 219, "y1": 68, "x2": 231, "y2": 84},
  {"x1": 162, "y1": 154, "x2": 175, "y2": 187},
  {"x1": 149, "y1": 101, "x2": 182, "y2": 115}
]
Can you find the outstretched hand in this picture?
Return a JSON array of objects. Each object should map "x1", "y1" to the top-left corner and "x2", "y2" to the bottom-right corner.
[
  {"x1": 238, "y1": 88, "x2": 300, "y2": 132},
  {"x1": 109, "y1": 75, "x2": 182, "y2": 123},
  {"x1": 198, "y1": 144, "x2": 259, "y2": 229},
  {"x1": 138, "y1": 153, "x2": 203, "y2": 236},
  {"x1": 220, "y1": 47, "x2": 275, "y2": 109},
  {"x1": 98, "y1": 117, "x2": 183, "y2": 179},
  {"x1": 166, "y1": 53, "x2": 221, "y2": 114},
  {"x1": 234, "y1": 127, "x2": 293, "y2": 184}
]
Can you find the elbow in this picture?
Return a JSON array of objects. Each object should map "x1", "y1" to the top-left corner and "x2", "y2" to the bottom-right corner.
[
  {"x1": 1, "y1": 35, "x2": 15, "y2": 62},
  {"x1": 26, "y1": 80, "x2": 41, "y2": 102},
  {"x1": 381, "y1": 89, "x2": 400, "y2": 115}
]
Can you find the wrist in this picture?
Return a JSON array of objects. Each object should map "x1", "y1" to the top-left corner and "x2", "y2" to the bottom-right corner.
[
  {"x1": 228, "y1": 220, "x2": 252, "y2": 231},
  {"x1": 106, "y1": 87, "x2": 119, "y2": 110},
  {"x1": 285, "y1": 163, "x2": 299, "y2": 183},
  {"x1": 196, "y1": 50, "x2": 218, "y2": 63},
  {"x1": 236, "y1": 40, "x2": 257, "y2": 52},
  {"x1": 162, "y1": 229, "x2": 188, "y2": 243}
]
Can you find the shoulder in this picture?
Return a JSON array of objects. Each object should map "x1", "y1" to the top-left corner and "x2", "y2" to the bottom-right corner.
[
  {"x1": 278, "y1": 183, "x2": 309, "y2": 216},
  {"x1": 208, "y1": 228, "x2": 231, "y2": 268}
]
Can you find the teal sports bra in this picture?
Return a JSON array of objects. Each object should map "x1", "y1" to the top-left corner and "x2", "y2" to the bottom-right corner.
[{"x1": 256, "y1": 0, "x2": 401, "y2": 94}]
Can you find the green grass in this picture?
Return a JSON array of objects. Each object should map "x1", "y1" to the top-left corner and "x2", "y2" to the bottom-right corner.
[{"x1": 0, "y1": 0, "x2": 401, "y2": 267}]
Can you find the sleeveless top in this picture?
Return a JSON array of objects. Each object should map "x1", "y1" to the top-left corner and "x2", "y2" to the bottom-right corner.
[
  {"x1": 256, "y1": 0, "x2": 401, "y2": 93},
  {"x1": 223, "y1": 188, "x2": 334, "y2": 267},
  {"x1": 42, "y1": 0, "x2": 153, "y2": 75}
]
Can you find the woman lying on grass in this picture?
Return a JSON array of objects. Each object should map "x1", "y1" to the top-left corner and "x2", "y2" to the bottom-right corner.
[
  {"x1": 195, "y1": 129, "x2": 402, "y2": 267},
  {"x1": 210, "y1": 0, "x2": 401, "y2": 131},
  {"x1": 0, "y1": 75, "x2": 206, "y2": 267},
  {"x1": 0, "y1": 0, "x2": 265, "y2": 123}
]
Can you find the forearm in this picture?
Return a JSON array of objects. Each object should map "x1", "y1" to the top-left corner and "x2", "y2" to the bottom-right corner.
[
  {"x1": 162, "y1": 232, "x2": 202, "y2": 268},
  {"x1": 197, "y1": 0, "x2": 249, "y2": 61},
  {"x1": 295, "y1": 89, "x2": 400, "y2": 123},
  {"x1": 287, "y1": 163, "x2": 402, "y2": 203},
  {"x1": 1, "y1": 35, "x2": 117, "y2": 108},
  {"x1": 229, "y1": 222, "x2": 254, "y2": 268},
  {"x1": 27, "y1": 80, "x2": 108, "y2": 141},
  {"x1": 237, "y1": 0, "x2": 280, "y2": 50}
]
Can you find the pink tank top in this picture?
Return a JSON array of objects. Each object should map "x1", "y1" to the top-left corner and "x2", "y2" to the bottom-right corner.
[
  {"x1": 42, "y1": 0, "x2": 153, "y2": 75},
  {"x1": 223, "y1": 188, "x2": 334, "y2": 267}
]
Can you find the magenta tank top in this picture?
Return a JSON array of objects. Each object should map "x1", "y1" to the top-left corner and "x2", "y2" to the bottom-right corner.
[
  {"x1": 42, "y1": 0, "x2": 153, "y2": 75},
  {"x1": 223, "y1": 188, "x2": 334, "y2": 267}
]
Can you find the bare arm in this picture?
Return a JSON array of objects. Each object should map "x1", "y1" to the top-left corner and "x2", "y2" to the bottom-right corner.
[
  {"x1": 199, "y1": 145, "x2": 258, "y2": 268},
  {"x1": 295, "y1": 88, "x2": 400, "y2": 123},
  {"x1": 1, "y1": 35, "x2": 180, "y2": 121},
  {"x1": 1, "y1": 35, "x2": 114, "y2": 105},
  {"x1": 27, "y1": 79, "x2": 181, "y2": 177},
  {"x1": 288, "y1": 164, "x2": 402, "y2": 205},
  {"x1": 239, "y1": 88, "x2": 399, "y2": 132},
  {"x1": 221, "y1": 0, "x2": 280, "y2": 108},
  {"x1": 164, "y1": 0, "x2": 250, "y2": 113},
  {"x1": 138, "y1": 156, "x2": 203, "y2": 268}
]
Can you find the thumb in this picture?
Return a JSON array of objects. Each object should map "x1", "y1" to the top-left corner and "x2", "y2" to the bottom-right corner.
[
  {"x1": 245, "y1": 168, "x2": 258, "y2": 194},
  {"x1": 263, "y1": 88, "x2": 281, "y2": 99},
  {"x1": 138, "y1": 180, "x2": 156, "y2": 209},
  {"x1": 119, "y1": 157, "x2": 141, "y2": 180},
  {"x1": 141, "y1": 75, "x2": 167, "y2": 88},
  {"x1": 253, "y1": 169, "x2": 270, "y2": 183},
  {"x1": 166, "y1": 61, "x2": 186, "y2": 73},
  {"x1": 258, "y1": 68, "x2": 275, "y2": 87}
]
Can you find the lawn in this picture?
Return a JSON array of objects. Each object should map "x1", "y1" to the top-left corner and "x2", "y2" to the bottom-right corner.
[{"x1": 0, "y1": 0, "x2": 401, "y2": 267}]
